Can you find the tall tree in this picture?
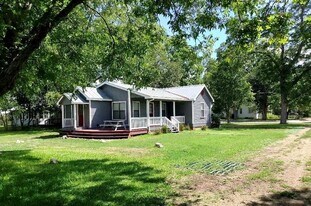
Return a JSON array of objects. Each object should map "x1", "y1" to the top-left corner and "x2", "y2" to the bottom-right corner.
[
  {"x1": 205, "y1": 47, "x2": 253, "y2": 123},
  {"x1": 1, "y1": 0, "x2": 256, "y2": 96},
  {"x1": 226, "y1": 0, "x2": 311, "y2": 123}
]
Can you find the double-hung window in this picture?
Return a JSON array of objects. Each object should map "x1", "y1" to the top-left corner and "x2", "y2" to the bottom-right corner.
[
  {"x1": 200, "y1": 103, "x2": 205, "y2": 118},
  {"x1": 132, "y1": 101, "x2": 140, "y2": 117},
  {"x1": 113, "y1": 102, "x2": 126, "y2": 119}
]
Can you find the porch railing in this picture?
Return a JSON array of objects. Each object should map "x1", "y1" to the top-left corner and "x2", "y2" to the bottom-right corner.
[
  {"x1": 131, "y1": 117, "x2": 148, "y2": 129},
  {"x1": 131, "y1": 116, "x2": 185, "y2": 132},
  {"x1": 64, "y1": 118, "x2": 74, "y2": 127},
  {"x1": 171, "y1": 116, "x2": 185, "y2": 123}
]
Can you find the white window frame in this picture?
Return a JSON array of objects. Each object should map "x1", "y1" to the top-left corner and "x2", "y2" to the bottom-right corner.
[
  {"x1": 200, "y1": 102, "x2": 205, "y2": 119},
  {"x1": 112, "y1": 101, "x2": 127, "y2": 120},
  {"x1": 132, "y1": 101, "x2": 141, "y2": 117},
  {"x1": 64, "y1": 105, "x2": 73, "y2": 119}
]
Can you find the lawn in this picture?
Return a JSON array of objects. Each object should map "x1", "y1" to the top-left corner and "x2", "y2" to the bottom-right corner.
[{"x1": 0, "y1": 123, "x2": 309, "y2": 205}]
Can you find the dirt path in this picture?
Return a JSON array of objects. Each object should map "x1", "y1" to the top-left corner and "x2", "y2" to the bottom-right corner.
[{"x1": 173, "y1": 128, "x2": 311, "y2": 206}]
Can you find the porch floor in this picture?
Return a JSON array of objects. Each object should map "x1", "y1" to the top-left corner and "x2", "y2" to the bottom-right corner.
[{"x1": 59, "y1": 128, "x2": 148, "y2": 139}]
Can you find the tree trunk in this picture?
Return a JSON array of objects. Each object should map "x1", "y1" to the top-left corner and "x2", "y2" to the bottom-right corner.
[
  {"x1": 226, "y1": 110, "x2": 231, "y2": 123},
  {"x1": 280, "y1": 86, "x2": 287, "y2": 124},
  {"x1": 261, "y1": 94, "x2": 268, "y2": 120}
]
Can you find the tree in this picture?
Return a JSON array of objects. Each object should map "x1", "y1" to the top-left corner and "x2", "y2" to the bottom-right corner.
[
  {"x1": 205, "y1": 47, "x2": 253, "y2": 123},
  {"x1": 226, "y1": 0, "x2": 311, "y2": 123},
  {"x1": 0, "y1": 0, "x2": 85, "y2": 96},
  {"x1": 1, "y1": 0, "x2": 254, "y2": 96},
  {"x1": 0, "y1": 93, "x2": 17, "y2": 130}
]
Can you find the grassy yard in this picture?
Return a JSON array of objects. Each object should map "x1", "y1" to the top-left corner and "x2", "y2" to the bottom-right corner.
[{"x1": 0, "y1": 123, "x2": 309, "y2": 205}]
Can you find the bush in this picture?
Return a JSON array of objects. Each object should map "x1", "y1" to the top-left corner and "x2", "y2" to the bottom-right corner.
[
  {"x1": 179, "y1": 123, "x2": 185, "y2": 131},
  {"x1": 154, "y1": 129, "x2": 162, "y2": 135},
  {"x1": 161, "y1": 125, "x2": 170, "y2": 133},
  {"x1": 210, "y1": 114, "x2": 221, "y2": 128},
  {"x1": 201, "y1": 125, "x2": 207, "y2": 130},
  {"x1": 184, "y1": 124, "x2": 191, "y2": 130},
  {"x1": 267, "y1": 113, "x2": 279, "y2": 120}
]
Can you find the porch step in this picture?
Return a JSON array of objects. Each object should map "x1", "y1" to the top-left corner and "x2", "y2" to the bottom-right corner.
[{"x1": 67, "y1": 135, "x2": 129, "y2": 139}]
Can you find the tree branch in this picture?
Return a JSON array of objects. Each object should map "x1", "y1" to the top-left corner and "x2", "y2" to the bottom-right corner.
[
  {"x1": 0, "y1": 0, "x2": 85, "y2": 96},
  {"x1": 83, "y1": 3, "x2": 116, "y2": 48}
]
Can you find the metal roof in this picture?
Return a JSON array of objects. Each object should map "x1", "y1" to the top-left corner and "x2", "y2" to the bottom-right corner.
[
  {"x1": 63, "y1": 93, "x2": 88, "y2": 104},
  {"x1": 165, "y1": 84, "x2": 214, "y2": 102},
  {"x1": 98, "y1": 81, "x2": 214, "y2": 101},
  {"x1": 76, "y1": 87, "x2": 112, "y2": 101},
  {"x1": 100, "y1": 81, "x2": 189, "y2": 101}
]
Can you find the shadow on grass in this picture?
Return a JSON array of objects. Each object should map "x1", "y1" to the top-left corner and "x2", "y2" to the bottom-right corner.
[
  {"x1": 34, "y1": 134, "x2": 60, "y2": 139},
  {"x1": 220, "y1": 123, "x2": 310, "y2": 130},
  {"x1": 0, "y1": 150, "x2": 169, "y2": 206},
  {"x1": 246, "y1": 188, "x2": 311, "y2": 205}
]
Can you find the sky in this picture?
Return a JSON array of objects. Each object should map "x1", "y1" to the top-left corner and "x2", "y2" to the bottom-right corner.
[{"x1": 158, "y1": 15, "x2": 227, "y2": 58}]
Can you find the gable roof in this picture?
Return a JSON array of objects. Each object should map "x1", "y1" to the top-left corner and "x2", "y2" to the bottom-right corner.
[
  {"x1": 57, "y1": 87, "x2": 112, "y2": 105},
  {"x1": 76, "y1": 87, "x2": 112, "y2": 101},
  {"x1": 166, "y1": 85, "x2": 214, "y2": 102},
  {"x1": 97, "y1": 81, "x2": 214, "y2": 102}
]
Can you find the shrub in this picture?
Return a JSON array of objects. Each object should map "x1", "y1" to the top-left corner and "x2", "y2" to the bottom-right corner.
[
  {"x1": 210, "y1": 114, "x2": 221, "y2": 128},
  {"x1": 179, "y1": 123, "x2": 185, "y2": 131},
  {"x1": 267, "y1": 113, "x2": 279, "y2": 120},
  {"x1": 184, "y1": 124, "x2": 191, "y2": 130},
  {"x1": 161, "y1": 125, "x2": 170, "y2": 133},
  {"x1": 154, "y1": 129, "x2": 161, "y2": 135},
  {"x1": 201, "y1": 125, "x2": 207, "y2": 130}
]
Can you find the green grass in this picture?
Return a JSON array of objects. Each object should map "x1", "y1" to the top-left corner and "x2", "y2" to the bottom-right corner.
[
  {"x1": 248, "y1": 159, "x2": 284, "y2": 182},
  {"x1": 302, "y1": 161, "x2": 311, "y2": 185},
  {"x1": 302, "y1": 129, "x2": 311, "y2": 138},
  {"x1": 0, "y1": 123, "x2": 309, "y2": 205}
]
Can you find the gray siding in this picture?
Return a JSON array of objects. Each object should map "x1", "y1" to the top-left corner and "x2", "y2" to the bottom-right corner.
[
  {"x1": 90, "y1": 101, "x2": 111, "y2": 128},
  {"x1": 59, "y1": 96, "x2": 71, "y2": 105},
  {"x1": 100, "y1": 85, "x2": 129, "y2": 124},
  {"x1": 193, "y1": 89, "x2": 213, "y2": 127},
  {"x1": 175, "y1": 101, "x2": 192, "y2": 125},
  {"x1": 131, "y1": 98, "x2": 146, "y2": 117}
]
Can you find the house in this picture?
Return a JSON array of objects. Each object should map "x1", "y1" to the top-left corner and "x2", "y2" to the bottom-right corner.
[
  {"x1": 11, "y1": 110, "x2": 61, "y2": 127},
  {"x1": 233, "y1": 105, "x2": 260, "y2": 119},
  {"x1": 58, "y1": 81, "x2": 214, "y2": 138}
]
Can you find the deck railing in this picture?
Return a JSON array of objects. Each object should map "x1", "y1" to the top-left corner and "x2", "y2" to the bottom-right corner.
[
  {"x1": 131, "y1": 117, "x2": 148, "y2": 129},
  {"x1": 171, "y1": 116, "x2": 185, "y2": 123},
  {"x1": 131, "y1": 116, "x2": 184, "y2": 132}
]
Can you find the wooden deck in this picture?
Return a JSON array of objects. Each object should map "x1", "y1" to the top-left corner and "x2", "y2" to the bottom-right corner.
[{"x1": 59, "y1": 128, "x2": 148, "y2": 139}]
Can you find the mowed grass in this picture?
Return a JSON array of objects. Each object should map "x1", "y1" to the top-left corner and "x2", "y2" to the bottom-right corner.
[{"x1": 0, "y1": 123, "x2": 309, "y2": 205}]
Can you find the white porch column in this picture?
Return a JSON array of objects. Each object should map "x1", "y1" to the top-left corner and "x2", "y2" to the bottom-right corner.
[
  {"x1": 128, "y1": 90, "x2": 132, "y2": 131},
  {"x1": 173, "y1": 101, "x2": 176, "y2": 117},
  {"x1": 89, "y1": 101, "x2": 92, "y2": 128},
  {"x1": 61, "y1": 105, "x2": 64, "y2": 128},
  {"x1": 191, "y1": 101, "x2": 195, "y2": 126},
  {"x1": 160, "y1": 100, "x2": 162, "y2": 125},
  {"x1": 73, "y1": 104, "x2": 77, "y2": 129},
  {"x1": 146, "y1": 99, "x2": 150, "y2": 132}
]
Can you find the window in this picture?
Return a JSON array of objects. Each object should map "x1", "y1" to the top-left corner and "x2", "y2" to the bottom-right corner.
[
  {"x1": 162, "y1": 102, "x2": 166, "y2": 116},
  {"x1": 64, "y1": 105, "x2": 73, "y2": 119},
  {"x1": 113, "y1": 102, "x2": 126, "y2": 119},
  {"x1": 240, "y1": 108, "x2": 243, "y2": 114},
  {"x1": 132, "y1": 101, "x2": 140, "y2": 117},
  {"x1": 200, "y1": 103, "x2": 205, "y2": 118},
  {"x1": 149, "y1": 102, "x2": 154, "y2": 117}
]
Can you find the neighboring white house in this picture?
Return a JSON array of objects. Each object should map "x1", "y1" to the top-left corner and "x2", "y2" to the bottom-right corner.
[{"x1": 235, "y1": 105, "x2": 260, "y2": 119}]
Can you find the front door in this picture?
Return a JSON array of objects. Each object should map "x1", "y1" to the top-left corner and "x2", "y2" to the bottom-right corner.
[{"x1": 78, "y1": 105, "x2": 84, "y2": 127}]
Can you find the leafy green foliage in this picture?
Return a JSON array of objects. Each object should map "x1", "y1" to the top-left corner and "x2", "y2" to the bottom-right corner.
[{"x1": 205, "y1": 48, "x2": 254, "y2": 123}]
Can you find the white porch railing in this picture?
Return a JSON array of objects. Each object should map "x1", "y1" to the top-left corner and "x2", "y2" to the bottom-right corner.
[
  {"x1": 64, "y1": 118, "x2": 74, "y2": 127},
  {"x1": 131, "y1": 116, "x2": 185, "y2": 132},
  {"x1": 171, "y1": 116, "x2": 185, "y2": 123},
  {"x1": 131, "y1": 117, "x2": 148, "y2": 129}
]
